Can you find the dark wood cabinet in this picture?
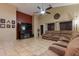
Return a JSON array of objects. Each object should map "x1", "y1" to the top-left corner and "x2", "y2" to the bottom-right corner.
[
  {"x1": 16, "y1": 11, "x2": 32, "y2": 39},
  {"x1": 17, "y1": 23, "x2": 32, "y2": 39}
]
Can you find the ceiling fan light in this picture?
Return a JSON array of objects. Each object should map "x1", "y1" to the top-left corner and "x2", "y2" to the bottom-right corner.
[{"x1": 40, "y1": 10, "x2": 45, "y2": 14}]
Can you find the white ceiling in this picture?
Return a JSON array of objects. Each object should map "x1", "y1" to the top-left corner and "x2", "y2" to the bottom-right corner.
[{"x1": 11, "y1": 3, "x2": 75, "y2": 15}]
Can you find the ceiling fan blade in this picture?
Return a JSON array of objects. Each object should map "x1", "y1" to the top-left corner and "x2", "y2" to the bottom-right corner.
[
  {"x1": 46, "y1": 7, "x2": 52, "y2": 10},
  {"x1": 46, "y1": 4, "x2": 52, "y2": 10},
  {"x1": 37, "y1": 6, "x2": 41, "y2": 9},
  {"x1": 46, "y1": 12, "x2": 51, "y2": 14}
]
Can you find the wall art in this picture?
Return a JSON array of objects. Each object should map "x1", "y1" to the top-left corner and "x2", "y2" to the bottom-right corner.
[
  {"x1": 12, "y1": 20, "x2": 15, "y2": 24},
  {"x1": 12, "y1": 25, "x2": 15, "y2": 28},
  {"x1": 7, "y1": 20, "x2": 10, "y2": 23},
  {"x1": 0, "y1": 24, "x2": 5, "y2": 28},
  {"x1": 0, "y1": 19, "x2": 5, "y2": 23},
  {"x1": 54, "y1": 13, "x2": 60, "y2": 19},
  {"x1": 6, "y1": 24, "x2": 11, "y2": 28}
]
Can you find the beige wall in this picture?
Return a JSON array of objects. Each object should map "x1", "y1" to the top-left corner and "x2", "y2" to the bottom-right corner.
[
  {"x1": 38, "y1": 4, "x2": 79, "y2": 33},
  {"x1": 0, "y1": 4, "x2": 16, "y2": 42}
]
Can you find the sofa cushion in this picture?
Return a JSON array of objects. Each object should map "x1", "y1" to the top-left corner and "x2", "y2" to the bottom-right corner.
[
  {"x1": 65, "y1": 37, "x2": 79, "y2": 56},
  {"x1": 49, "y1": 45, "x2": 66, "y2": 56},
  {"x1": 59, "y1": 35, "x2": 70, "y2": 43},
  {"x1": 42, "y1": 31, "x2": 72, "y2": 42},
  {"x1": 72, "y1": 32, "x2": 79, "y2": 39},
  {"x1": 53, "y1": 41, "x2": 68, "y2": 48},
  {"x1": 50, "y1": 35, "x2": 60, "y2": 41}
]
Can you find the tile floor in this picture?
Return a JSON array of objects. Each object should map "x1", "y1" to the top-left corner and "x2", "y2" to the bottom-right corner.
[{"x1": 0, "y1": 37, "x2": 54, "y2": 56}]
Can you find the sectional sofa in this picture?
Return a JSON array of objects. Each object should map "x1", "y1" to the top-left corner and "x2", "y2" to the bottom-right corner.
[
  {"x1": 41, "y1": 31, "x2": 79, "y2": 56},
  {"x1": 42, "y1": 31, "x2": 72, "y2": 41}
]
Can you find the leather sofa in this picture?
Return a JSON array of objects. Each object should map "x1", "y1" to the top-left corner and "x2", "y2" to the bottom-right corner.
[
  {"x1": 42, "y1": 31, "x2": 72, "y2": 41},
  {"x1": 40, "y1": 31, "x2": 79, "y2": 56}
]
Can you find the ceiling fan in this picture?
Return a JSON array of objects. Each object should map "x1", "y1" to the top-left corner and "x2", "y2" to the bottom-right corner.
[{"x1": 35, "y1": 4, "x2": 53, "y2": 15}]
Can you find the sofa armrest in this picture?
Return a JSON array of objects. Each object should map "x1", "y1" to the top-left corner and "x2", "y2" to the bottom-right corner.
[{"x1": 49, "y1": 45, "x2": 66, "y2": 56}]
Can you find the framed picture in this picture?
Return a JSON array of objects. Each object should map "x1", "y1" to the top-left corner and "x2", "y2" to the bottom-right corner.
[
  {"x1": 0, "y1": 24, "x2": 5, "y2": 28},
  {"x1": 6, "y1": 24, "x2": 11, "y2": 28},
  {"x1": 12, "y1": 20, "x2": 15, "y2": 24},
  {"x1": 0, "y1": 19, "x2": 5, "y2": 23},
  {"x1": 7, "y1": 20, "x2": 10, "y2": 23},
  {"x1": 12, "y1": 25, "x2": 15, "y2": 28},
  {"x1": 54, "y1": 13, "x2": 60, "y2": 19}
]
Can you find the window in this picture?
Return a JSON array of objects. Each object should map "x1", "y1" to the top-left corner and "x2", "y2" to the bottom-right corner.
[
  {"x1": 47, "y1": 23, "x2": 54, "y2": 31},
  {"x1": 60, "y1": 21, "x2": 72, "y2": 31}
]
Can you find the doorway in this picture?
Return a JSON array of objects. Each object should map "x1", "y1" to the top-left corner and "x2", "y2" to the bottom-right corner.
[{"x1": 40, "y1": 25, "x2": 43, "y2": 35}]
